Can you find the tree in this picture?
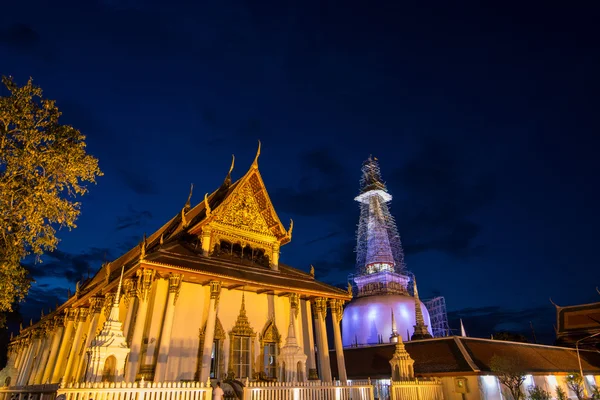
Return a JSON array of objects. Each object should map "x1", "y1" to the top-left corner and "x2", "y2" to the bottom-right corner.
[
  {"x1": 528, "y1": 386, "x2": 551, "y2": 400},
  {"x1": 566, "y1": 373, "x2": 584, "y2": 400},
  {"x1": 0, "y1": 76, "x2": 102, "y2": 321},
  {"x1": 493, "y1": 331, "x2": 530, "y2": 343},
  {"x1": 490, "y1": 354, "x2": 526, "y2": 400}
]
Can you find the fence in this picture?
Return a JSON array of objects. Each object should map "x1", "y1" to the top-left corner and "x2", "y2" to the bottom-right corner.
[
  {"x1": 0, "y1": 384, "x2": 59, "y2": 400},
  {"x1": 243, "y1": 380, "x2": 375, "y2": 400},
  {"x1": 56, "y1": 381, "x2": 212, "y2": 400},
  {"x1": 389, "y1": 379, "x2": 443, "y2": 400}
]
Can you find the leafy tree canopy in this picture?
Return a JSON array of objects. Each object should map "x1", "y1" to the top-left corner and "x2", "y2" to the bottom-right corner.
[{"x1": 0, "y1": 76, "x2": 102, "y2": 321}]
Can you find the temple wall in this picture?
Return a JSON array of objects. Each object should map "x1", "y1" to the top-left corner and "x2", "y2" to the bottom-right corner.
[
  {"x1": 439, "y1": 376, "x2": 480, "y2": 400},
  {"x1": 165, "y1": 282, "x2": 208, "y2": 381},
  {"x1": 144, "y1": 279, "x2": 168, "y2": 366}
]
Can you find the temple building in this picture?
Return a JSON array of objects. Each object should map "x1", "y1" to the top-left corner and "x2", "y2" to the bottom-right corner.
[
  {"x1": 0, "y1": 144, "x2": 355, "y2": 393},
  {"x1": 343, "y1": 156, "x2": 433, "y2": 346},
  {"x1": 552, "y1": 296, "x2": 600, "y2": 349}
]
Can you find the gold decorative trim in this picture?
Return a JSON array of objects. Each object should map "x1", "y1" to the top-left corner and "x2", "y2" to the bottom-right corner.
[{"x1": 168, "y1": 273, "x2": 184, "y2": 305}]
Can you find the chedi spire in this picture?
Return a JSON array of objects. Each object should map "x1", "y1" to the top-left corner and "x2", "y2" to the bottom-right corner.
[
  {"x1": 411, "y1": 278, "x2": 432, "y2": 340},
  {"x1": 355, "y1": 156, "x2": 405, "y2": 275}
]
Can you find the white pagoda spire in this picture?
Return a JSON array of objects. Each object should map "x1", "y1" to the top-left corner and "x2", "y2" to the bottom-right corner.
[{"x1": 85, "y1": 265, "x2": 130, "y2": 383}]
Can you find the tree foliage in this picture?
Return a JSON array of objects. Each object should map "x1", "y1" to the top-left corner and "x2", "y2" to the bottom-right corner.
[
  {"x1": 527, "y1": 386, "x2": 551, "y2": 400},
  {"x1": 490, "y1": 354, "x2": 526, "y2": 400},
  {"x1": 493, "y1": 331, "x2": 530, "y2": 343},
  {"x1": 566, "y1": 373, "x2": 585, "y2": 400},
  {"x1": 555, "y1": 385, "x2": 568, "y2": 400},
  {"x1": 0, "y1": 76, "x2": 102, "y2": 318}
]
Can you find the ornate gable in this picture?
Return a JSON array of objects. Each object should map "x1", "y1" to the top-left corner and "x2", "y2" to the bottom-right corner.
[{"x1": 213, "y1": 179, "x2": 274, "y2": 237}]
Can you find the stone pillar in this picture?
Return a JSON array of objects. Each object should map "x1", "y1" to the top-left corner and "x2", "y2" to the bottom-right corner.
[
  {"x1": 201, "y1": 228, "x2": 212, "y2": 256},
  {"x1": 63, "y1": 308, "x2": 88, "y2": 383},
  {"x1": 16, "y1": 338, "x2": 34, "y2": 385},
  {"x1": 42, "y1": 316, "x2": 65, "y2": 384},
  {"x1": 122, "y1": 277, "x2": 138, "y2": 341},
  {"x1": 13, "y1": 340, "x2": 27, "y2": 371},
  {"x1": 313, "y1": 298, "x2": 332, "y2": 382},
  {"x1": 270, "y1": 243, "x2": 280, "y2": 271},
  {"x1": 302, "y1": 300, "x2": 318, "y2": 380},
  {"x1": 32, "y1": 324, "x2": 54, "y2": 384},
  {"x1": 199, "y1": 280, "x2": 221, "y2": 383},
  {"x1": 125, "y1": 268, "x2": 155, "y2": 382},
  {"x1": 329, "y1": 299, "x2": 347, "y2": 381},
  {"x1": 21, "y1": 331, "x2": 42, "y2": 385},
  {"x1": 154, "y1": 273, "x2": 183, "y2": 382},
  {"x1": 74, "y1": 296, "x2": 104, "y2": 382},
  {"x1": 52, "y1": 308, "x2": 77, "y2": 383}
]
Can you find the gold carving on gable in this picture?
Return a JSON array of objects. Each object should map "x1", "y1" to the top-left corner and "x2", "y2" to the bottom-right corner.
[{"x1": 215, "y1": 183, "x2": 273, "y2": 236}]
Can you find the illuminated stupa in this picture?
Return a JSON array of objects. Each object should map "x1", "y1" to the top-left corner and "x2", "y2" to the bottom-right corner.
[{"x1": 342, "y1": 157, "x2": 432, "y2": 346}]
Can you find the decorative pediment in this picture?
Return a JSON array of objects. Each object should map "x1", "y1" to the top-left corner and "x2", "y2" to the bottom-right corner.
[
  {"x1": 210, "y1": 170, "x2": 289, "y2": 242},
  {"x1": 230, "y1": 294, "x2": 255, "y2": 338},
  {"x1": 213, "y1": 181, "x2": 274, "y2": 236}
]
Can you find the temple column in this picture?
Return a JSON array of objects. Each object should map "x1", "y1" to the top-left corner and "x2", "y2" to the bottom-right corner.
[
  {"x1": 16, "y1": 338, "x2": 34, "y2": 385},
  {"x1": 74, "y1": 296, "x2": 104, "y2": 382},
  {"x1": 62, "y1": 308, "x2": 88, "y2": 384},
  {"x1": 14, "y1": 340, "x2": 28, "y2": 372},
  {"x1": 52, "y1": 308, "x2": 77, "y2": 383},
  {"x1": 20, "y1": 331, "x2": 42, "y2": 385},
  {"x1": 42, "y1": 316, "x2": 64, "y2": 384},
  {"x1": 122, "y1": 277, "x2": 138, "y2": 342},
  {"x1": 329, "y1": 299, "x2": 347, "y2": 382},
  {"x1": 32, "y1": 324, "x2": 54, "y2": 384},
  {"x1": 201, "y1": 228, "x2": 212, "y2": 256},
  {"x1": 125, "y1": 268, "x2": 155, "y2": 382},
  {"x1": 199, "y1": 280, "x2": 221, "y2": 383},
  {"x1": 154, "y1": 273, "x2": 183, "y2": 382},
  {"x1": 313, "y1": 298, "x2": 332, "y2": 382},
  {"x1": 302, "y1": 300, "x2": 318, "y2": 380}
]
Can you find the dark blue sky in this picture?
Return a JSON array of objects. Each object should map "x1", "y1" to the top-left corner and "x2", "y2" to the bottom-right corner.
[{"x1": 2, "y1": 0, "x2": 600, "y2": 344}]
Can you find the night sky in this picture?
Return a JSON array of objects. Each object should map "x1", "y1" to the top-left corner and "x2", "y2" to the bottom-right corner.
[{"x1": 1, "y1": 0, "x2": 600, "y2": 345}]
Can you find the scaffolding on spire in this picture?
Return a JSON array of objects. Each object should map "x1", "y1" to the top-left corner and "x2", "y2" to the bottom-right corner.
[
  {"x1": 423, "y1": 296, "x2": 451, "y2": 338},
  {"x1": 354, "y1": 156, "x2": 405, "y2": 275}
]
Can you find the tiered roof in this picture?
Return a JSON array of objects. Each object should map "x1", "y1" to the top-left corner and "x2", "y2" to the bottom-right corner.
[
  {"x1": 16, "y1": 145, "x2": 350, "y2": 338},
  {"x1": 330, "y1": 337, "x2": 600, "y2": 379}
]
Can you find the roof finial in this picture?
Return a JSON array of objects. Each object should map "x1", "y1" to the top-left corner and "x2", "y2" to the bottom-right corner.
[
  {"x1": 204, "y1": 193, "x2": 212, "y2": 217},
  {"x1": 347, "y1": 282, "x2": 353, "y2": 297},
  {"x1": 229, "y1": 154, "x2": 235, "y2": 175},
  {"x1": 185, "y1": 183, "x2": 194, "y2": 211},
  {"x1": 252, "y1": 140, "x2": 261, "y2": 168},
  {"x1": 286, "y1": 219, "x2": 294, "y2": 239},
  {"x1": 140, "y1": 233, "x2": 147, "y2": 260},
  {"x1": 309, "y1": 265, "x2": 315, "y2": 277},
  {"x1": 181, "y1": 207, "x2": 189, "y2": 228},
  {"x1": 223, "y1": 155, "x2": 235, "y2": 186},
  {"x1": 597, "y1": 287, "x2": 600, "y2": 296}
]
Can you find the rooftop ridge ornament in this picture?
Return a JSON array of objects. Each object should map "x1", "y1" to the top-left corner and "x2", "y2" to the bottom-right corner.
[
  {"x1": 185, "y1": 183, "x2": 194, "y2": 211},
  {"x1": 251, "y1": 140, "x2": 261, "y2": 168},
  {"x1": 309, "y1": 265, "x2": 315, "y2": 277},
  {"x1": 224, "y1": 154, "x2": 235, "y2": 186},
  {"x1": 139, "y1": 233, "x2": 147, "y2": 261},
  {"x1": 204, "y1": 193, "x2": 212, "y2": 217},
  {"x1": 286, "y1": 219, "x2": 294, "y2": 240},
  {"x1": 181, "y1": 207, "x2": 189, "y2": 228}
]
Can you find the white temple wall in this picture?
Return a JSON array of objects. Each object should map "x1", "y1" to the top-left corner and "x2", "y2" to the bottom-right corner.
[
  {"x1": 164, "y1": 282, "x2": 207, "y2": 381},
  {"x1": 439, "y1": 376, "x2": 480, "y2": 400}
]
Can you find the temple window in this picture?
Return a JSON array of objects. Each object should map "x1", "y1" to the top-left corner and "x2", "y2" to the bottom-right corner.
[
  {"x1": 228, "y1": 294, "x2": 256, "y2": 380},
  {"x1": 198, "y1": 318, "x2": 226, "y2": 381},
  {"x1": 263, "y1": 342, "x2": 277, "y2": 378},
  {"x1": 231, "y1": 336, "x2": 251, "y2": 379},
  {"x1": 210, "y1": 340, "x2": 219, "y2": 379},
  {"x1": 259, "y1": 319, "x2": 281, "y2": 379}
]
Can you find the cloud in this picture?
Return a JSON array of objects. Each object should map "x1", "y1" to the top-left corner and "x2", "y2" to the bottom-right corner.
[
  {"x1": 118, "y1": 168, "x2": 160, "y2": 195},
  {"x1": 389, "y1": 138, "x2": 496, "y2": 258},
  {"x1": 304, "y1": 231, "x2": 341, "y2": 245},
  {"x1": 447, "y1": 305, "x2": 556, "y2": 344},
  {"x1": 26, "y1": 247, "x2": 112, "y2": 284},
  {"x1": 0, "y1": 24, "x2": 40, "y2": 49},
  {"x1": 270, "y1": 147, "x2": 355, "y2": 217},
  {"x1": 115, "y1": 206, "x2": 153, "y2": 231}
]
